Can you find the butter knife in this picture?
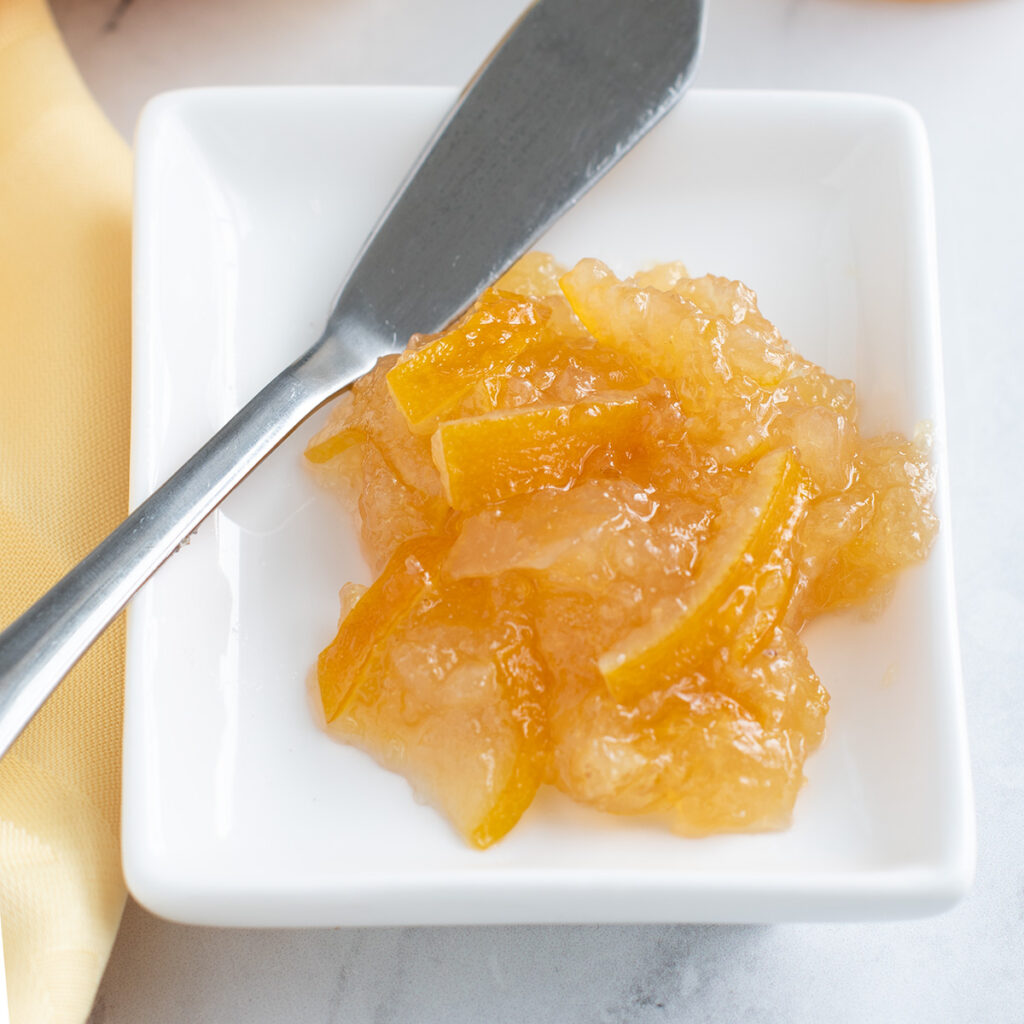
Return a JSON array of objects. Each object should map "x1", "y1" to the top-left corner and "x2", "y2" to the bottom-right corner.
[{"x1": 0, "y1": 0, "x2": 705, "y2": 756}]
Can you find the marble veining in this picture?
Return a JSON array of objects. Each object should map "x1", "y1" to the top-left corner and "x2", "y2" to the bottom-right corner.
[{"x1": 102, "y1": 0, "x2": 133, "y2": 33}]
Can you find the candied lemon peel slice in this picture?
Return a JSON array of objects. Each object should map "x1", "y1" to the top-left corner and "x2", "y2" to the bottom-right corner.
[
  {"x1": 304, "y1": 426, "x2": 367, "y2": 465},
  {"x1": 386, "y1": 290, "x2": 551, "y2": 434},
  {"x1": 599, "y1": 448, "x2": 809, "y2": 702},
  {"x1": 318, "y1": 534, "x2": 448, "y2": 721},
  {"x1": 430, "y1": 393, "x2": 643, "y2": 510},
  {"x1": 466, "y1": 609, "x2": 549, "y2": 848}
]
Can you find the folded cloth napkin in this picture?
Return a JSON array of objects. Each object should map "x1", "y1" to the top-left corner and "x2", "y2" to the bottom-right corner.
[{"x1": 0, "y1": 0, "x2": 131, "y2": 1020}]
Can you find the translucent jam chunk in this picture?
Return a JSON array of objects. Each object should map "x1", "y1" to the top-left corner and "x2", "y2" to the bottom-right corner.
[
  {"x1": 599, "y1": 448, "x2": 809, "y2": 702},
  {"x1": 306, "y1": 255, "x2": 937, "y2": 846}
]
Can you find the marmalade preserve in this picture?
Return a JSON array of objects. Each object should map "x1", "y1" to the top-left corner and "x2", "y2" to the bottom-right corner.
[{"x1": 305, "y1": 253, "x2": 938, "y2": 847}]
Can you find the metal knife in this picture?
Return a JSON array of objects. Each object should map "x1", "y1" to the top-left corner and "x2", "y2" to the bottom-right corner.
[{"x1": 0, "y1": 0, "x2": 705, "y2": 756}]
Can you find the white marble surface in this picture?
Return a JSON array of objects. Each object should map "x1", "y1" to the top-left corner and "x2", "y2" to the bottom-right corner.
[{"x1": 47, "y1": 0, "x2": 1023, "y2": 1020}]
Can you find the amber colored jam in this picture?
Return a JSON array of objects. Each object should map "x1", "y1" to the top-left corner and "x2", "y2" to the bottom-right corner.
[{"x1": 306, "y1": 253, "x2": 938, "y2": 847}]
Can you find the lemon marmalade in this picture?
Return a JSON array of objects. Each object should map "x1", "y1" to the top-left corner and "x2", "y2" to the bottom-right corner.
[{"x1": 305, "y1": 253, "x2": 937, "y2": 848}]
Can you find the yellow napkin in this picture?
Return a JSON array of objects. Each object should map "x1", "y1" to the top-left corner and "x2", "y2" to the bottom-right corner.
[{"x1": 0, "y1": 0, "x2": 131, "y2": 1020}]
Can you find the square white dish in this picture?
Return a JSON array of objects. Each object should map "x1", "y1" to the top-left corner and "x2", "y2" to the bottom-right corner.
[{"x1": 125, "y1": 86, "x2": 973, "y2": 926}]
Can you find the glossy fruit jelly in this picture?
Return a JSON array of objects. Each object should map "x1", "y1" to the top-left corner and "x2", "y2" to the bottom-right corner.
[{"x1": 307, "y1": 254, "x2": 938, "y2": 846}]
